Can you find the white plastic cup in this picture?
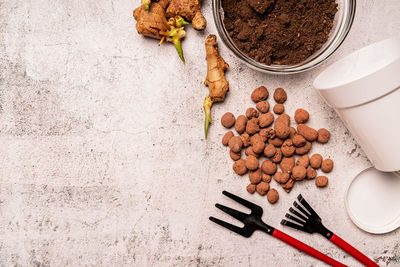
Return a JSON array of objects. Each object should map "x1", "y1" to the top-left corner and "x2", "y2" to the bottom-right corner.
[{"x1": 314, "y1": 37, "x2": 400, "y2": 172}]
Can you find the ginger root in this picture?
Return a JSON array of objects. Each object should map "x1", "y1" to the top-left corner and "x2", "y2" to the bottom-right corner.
[
  {"x1": 133, "y1": 0, "x2": 206, "y2": 62},
  {"x1": 134, "y1": 0, "x2": 187, "y2": 62},
  {"x1": 166, "y1": 0, "x2": 207, "y2": 30},
  {"x1": 203, "y1": 35, "x2": 229, "y2": 138},
  {"x1": 133, "y1": 0, "x2": 170, "y2": 39}
]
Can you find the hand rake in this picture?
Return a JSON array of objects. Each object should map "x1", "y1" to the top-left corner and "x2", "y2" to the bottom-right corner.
[{"x1": 281, "y1": 194, "x2": 379, "y2": 267}]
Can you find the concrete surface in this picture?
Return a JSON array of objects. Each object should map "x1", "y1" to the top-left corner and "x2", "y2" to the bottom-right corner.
[{"x1": 0, "y1": 0, "x2": 399, "y2": 266}]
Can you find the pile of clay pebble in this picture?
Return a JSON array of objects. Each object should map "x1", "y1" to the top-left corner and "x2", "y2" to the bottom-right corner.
[{"x1": 221, "y1": 86, "x2": 334, "y2": 204}]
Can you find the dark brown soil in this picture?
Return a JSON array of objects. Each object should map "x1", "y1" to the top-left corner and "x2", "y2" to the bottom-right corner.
[{"x1": 222, "y1": 0, "x2": 338, "y2": 65}]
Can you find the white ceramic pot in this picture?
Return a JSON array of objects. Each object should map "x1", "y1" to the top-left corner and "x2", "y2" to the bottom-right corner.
[
  {"x1": 314, "y1": 37, "x2": 400, "y2": 234},
  {"x1": 314, "y1": 37, "x2": 400, "y2": 172}
]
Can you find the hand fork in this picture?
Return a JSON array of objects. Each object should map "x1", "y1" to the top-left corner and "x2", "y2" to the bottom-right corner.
[
  {"x1": 209, "y1": 191, "x2": 346, "y2": 267},
  {"x1": 281, "y1": 194, "x2": 379, "y2": 267}
]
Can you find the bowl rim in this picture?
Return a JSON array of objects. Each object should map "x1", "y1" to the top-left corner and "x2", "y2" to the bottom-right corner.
[{"x1": 212, "y1": 0, "x2": 357, "y2": 74}]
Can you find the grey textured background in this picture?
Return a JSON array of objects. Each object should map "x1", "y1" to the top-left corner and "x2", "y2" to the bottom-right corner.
[{"x1": 0, "y1": 0, "x2": 399, "y2": 266}]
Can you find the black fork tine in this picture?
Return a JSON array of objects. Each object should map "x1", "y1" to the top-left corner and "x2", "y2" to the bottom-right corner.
[
  {"x1": 281, "y1": 219, "x2": 305, "y2": 231},
  {"x1": 209, "y1": 216, "x2": 252, "y2": 237},
  {"x1": 297, "y1": 194, "x2": 320, "y2": 219},
  {"x1": 222, "y1": 191, "x2": 263, "y2": 216},
  {"x1": 285, "y1": 213, "x2": 306, "y2": 225},
  {"x1": 215, "y1": 203, "x2": 248, "y2": 221},
  {"x1": 293, "y1": 201, "x2": 311, "y2": 218},
  {"x1": 289, "y1": 207, "x2": 308, "y2": 221}
]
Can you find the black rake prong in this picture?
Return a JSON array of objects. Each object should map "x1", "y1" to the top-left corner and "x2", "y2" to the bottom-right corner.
[
  {"x1": 215, "y1": 203, "x2": 248, "y2": 221},
  {"x1": 283, "y1": 195, "x2": 334, "y2": 238},
  {"x1": 293, "y1": 201, "x2": 312, "y2": 218},
  {"x1": 285, "y1": 213, "x2": 306, "y2": 225},
  {"x1": 280, "y1": 219, "x2": 305, "y2": 231},
  {"x1": 298, "y1": 194, "x2": 320, "y2": 218},
  {"x1": 289, "y1": 207, "x2": 308, "y2": 221},
  {"x1": 209, "y1": 216, "x2": 252, "y2": 237},
  {"x1": 222, "y1": 191, "x2": 263, "y2": 216}
]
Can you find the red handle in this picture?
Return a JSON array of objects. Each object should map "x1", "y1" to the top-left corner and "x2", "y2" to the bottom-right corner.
[
  {"x1": 272, "y1": 229, "x2": 346, "y2": 267},
  {"x1": 330, "y1": 234, "x2": 378, "y2": 267}
]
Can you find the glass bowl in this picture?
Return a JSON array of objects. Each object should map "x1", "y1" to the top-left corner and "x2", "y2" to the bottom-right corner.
[{"x1": 212, "y1": 0, "x2": 356, "y2": 74}]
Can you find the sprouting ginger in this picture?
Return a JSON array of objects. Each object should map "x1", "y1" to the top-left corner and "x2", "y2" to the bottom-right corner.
[
  {"x1": 160, "y1": 16, "x2": 189, "y2": 63},
  {"x1": 166, "y1": 0, "x2": 207, "y2": 30},
  {"x1": 134, "y1": 0, "x2": 188, "y2": 63},
  {"x1": 203, "y1": 35, "x2": 229, "y2": 139},
  {"x1": 133, "y1": 0, "x2": 206, "y2": 62}
]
